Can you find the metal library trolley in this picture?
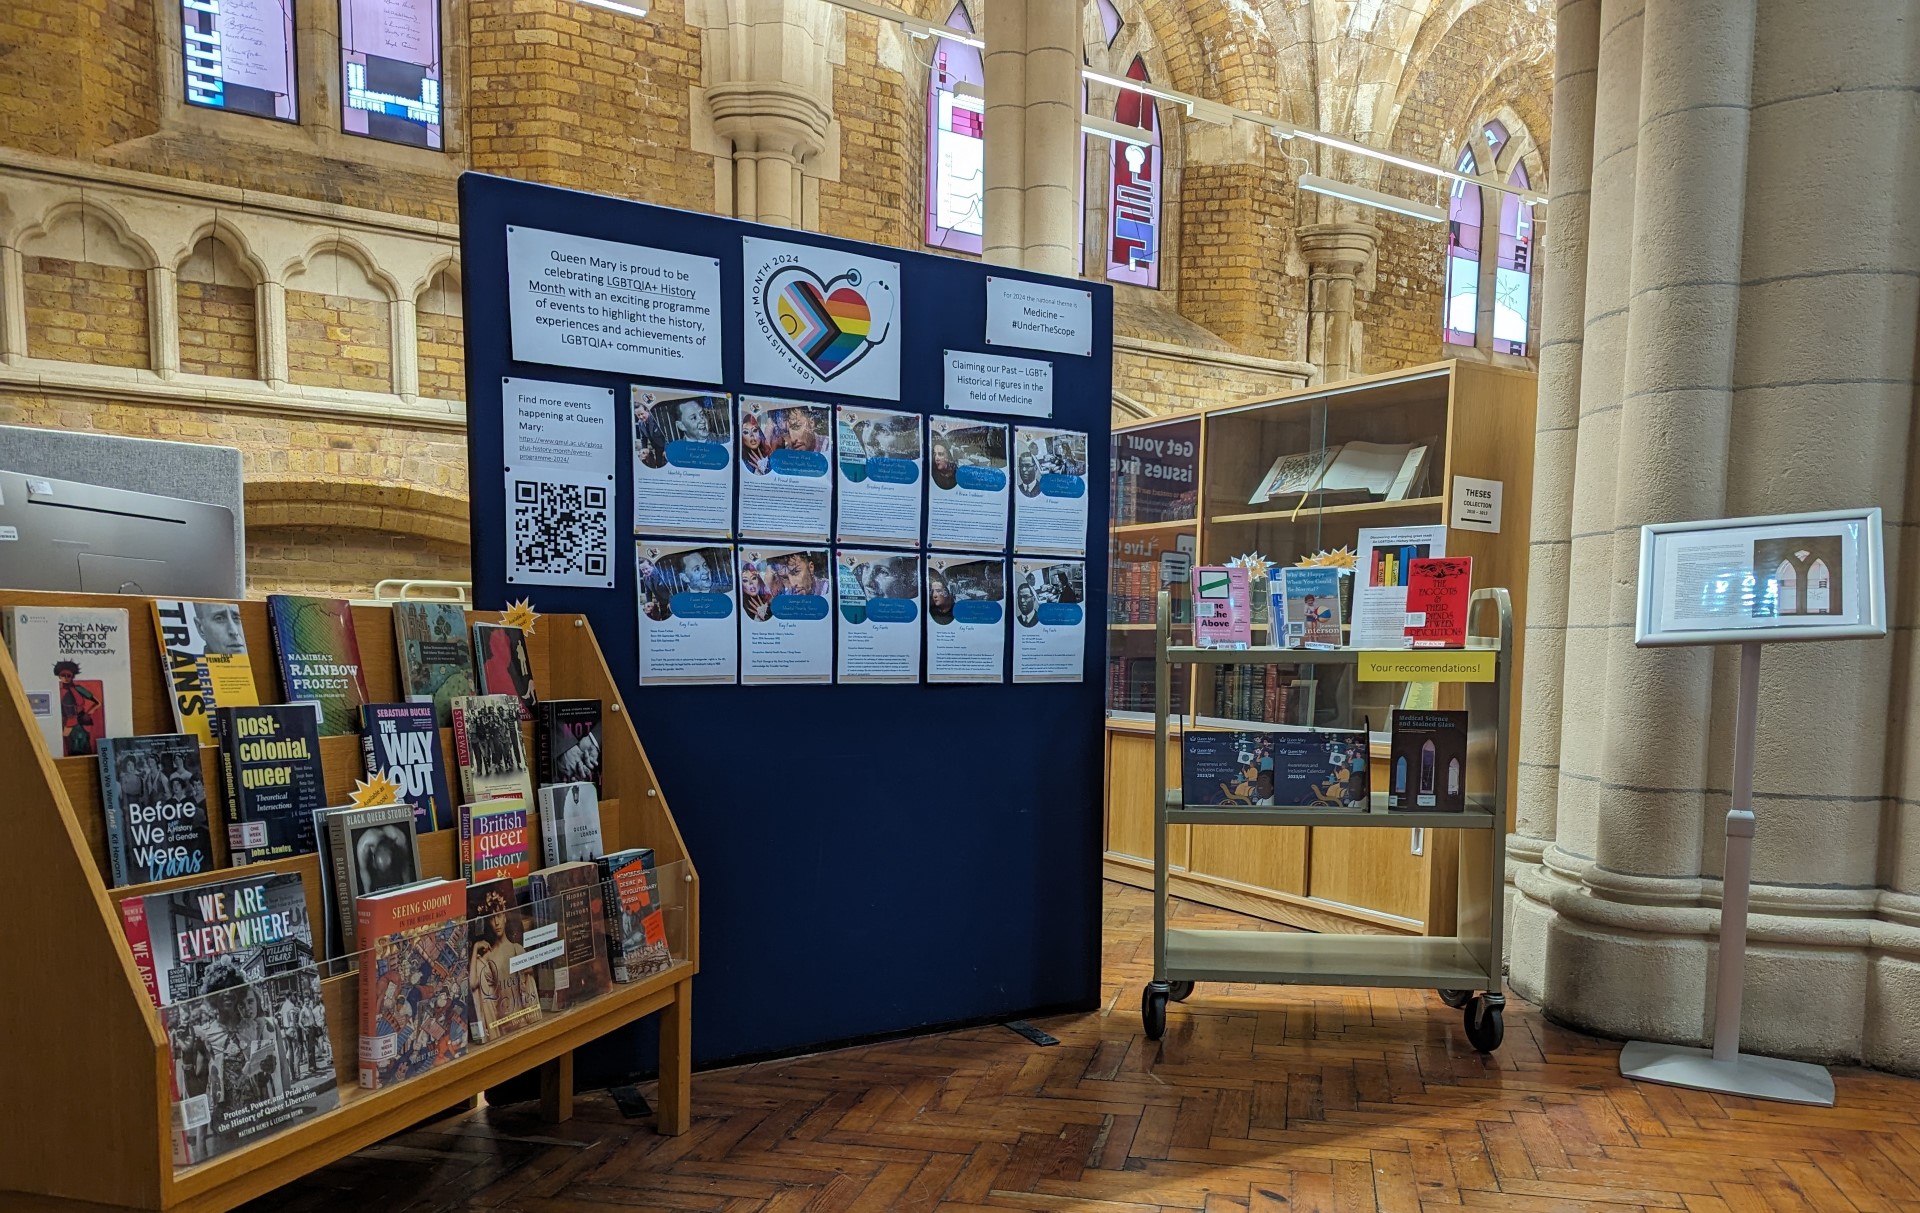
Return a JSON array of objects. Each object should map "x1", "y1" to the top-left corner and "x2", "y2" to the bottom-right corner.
[{"x1": 1141, "y1": 588, "x2": 1513, "y2": 1052}]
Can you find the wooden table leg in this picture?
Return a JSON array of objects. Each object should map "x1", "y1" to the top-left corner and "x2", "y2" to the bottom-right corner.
[
  {"x1": 657, "y1": 979, "x2": 692, "y2": 1135},
  {"x1": 540, "y1": 1051, "x2": 574, "y2": 1123}
]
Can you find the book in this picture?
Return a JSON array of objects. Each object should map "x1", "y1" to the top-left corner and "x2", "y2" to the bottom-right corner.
[
  {"x1": 266, "y1": 595, "x2": 368, "y2": 737},
  {"x1": 311, "y1": 805, "x2": 344, "y2": 960},
  {"x1": 325, "y1": 803, "x2": 421, "y2": 954},
  {"x1": 597, "y1": 848, "x2": 674, "y2": 982},
  {"x1": 535, "y1": 699, "x2": 603, "y2": 791},
  {"x1": 466, "y1": 878, "x2": 550, "y2": 1043},
  {"x1": 1385, "y1": 445, "x2": 1429, "y2": 501},
  {"x1": 355, "y1": 878, "x2": 470, "y2": 1089},
  {"x1": 472, "y1": 623, "x2": 537, "y2": 721},
  {"x1": 537, "y1": 782, "x2": 604, "y2": 867},
  {"x1": 1279, "y1": 567, "x2": 1343, "y2": 650},
  {"x1": 1192, "y1": 565, "x2": 1251, "y2": 649},
  {"x1": 360, "y1": 702, "x2": 457, "y2": 833},
  {"x1": 1404, "y1": 556, "x2": 1473, "y2": 647},
  {"x1": 1271, "y1": 727, "x2": 1371, "y2": 808},
  {"x1": 1, "y1": 605, "x2": 132, "y2": 756},
  {"x1": 1181, "y1": 731, "x2": 1275, "y2": 806},
  {"x1": 451, "y1": 693, "x2": 533, "y2": 804},
  {"x1": 459, "y1": 797, "x2": 533, "y2": 885},
  {"x1": 99, "y1": 734, "x2": 214, "y2": 887},
  {"x1": 1248, "y1": 447, "x2": 1339, "y2": 504},
  {"x1": 391, "y1": 602, "x2": 476, "y2": 728},
  {"x1": 118, "y1": 872, "x2": 337, "y2": 1165},
  {"x1": 151, "y1": 599, "x2": 260, "y2": 746},
  {"x1": 215, "y1": 705, "x2": 326, "y2": 863},
  {"x1": 526, "y1": 861, "x2": 612, "y2": 1012},
  {"x1": 1388, "y1": 710, "x2": 1468, "y2": 811},
  {"x1": 1316, "y1": 441, "x2": 1416, "y2": 497}
]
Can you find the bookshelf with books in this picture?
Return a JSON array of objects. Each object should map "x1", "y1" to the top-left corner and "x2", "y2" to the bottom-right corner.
[
  {"x1": 1102, "y1": 359, "x2": 1534, "y2": 938},
  {"x1": 0, "y1": 591, "x2": 698, "y2": 1213}
]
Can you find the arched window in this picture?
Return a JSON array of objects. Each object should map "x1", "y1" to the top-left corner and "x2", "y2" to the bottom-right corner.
[
  {"x1": 1095, "y1": 0, "x2": 1123, "y2": 43},
  {"x1": 1444, "y1": 119, "x2": 1538, "y2": 356},
  {"x1": 1444, "y1": 146, "x2": 1481, "y2": 345},
  {"x1": 1493, "y1": 161, "x2": 1534, "y2": 355},
  {"x1": 925, "y1": 3, "x2": 984, "y2": 254},
  {"x1": 1105, "y1": 56, "x2": 1161, "y2": 288}
]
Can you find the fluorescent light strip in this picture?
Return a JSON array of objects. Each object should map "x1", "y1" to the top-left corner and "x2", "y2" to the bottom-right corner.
[
  {"x1": 1081, "y1": 115, "x2": 1153, "y2": 149},
  {"x1": 1297, "y1": 173, "x2": 1444, "y2": 223},
  {"x1": 574, "y1": 0, "x2": 648, "y2": 15}
]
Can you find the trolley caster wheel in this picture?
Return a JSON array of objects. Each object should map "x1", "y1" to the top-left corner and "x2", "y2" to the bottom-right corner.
[
  {"x1": 1168, "y1": 981, "x2": 1195, "y2": 1003},
  {"x1": 1464, "y1": 995, "x2": 1505, "y2": 1053},
  {"x1": 1142, "y1": 983, "x2": 1169, "y2": 1040},
  {"x1": 1437, "y1": 988, "x2": 1473, "y2": 1009}
]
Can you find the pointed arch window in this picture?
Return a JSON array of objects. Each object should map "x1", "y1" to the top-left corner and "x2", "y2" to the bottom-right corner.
[
  {"x1": 1095, "y1": 0, "x2": 1123, "y2": 44},
  {"x1": 1106, "y1": 56, "x2": 1162, "y2": 288},
  {"x1": 1445, "y1": 120, "x2": 1537, "y2": 356},
  {"x1": 1493, "y1": 160, "x2": 1534, "y2": 355},
  {"x1": 925, "y1": 3, "x2": 985, "y2": 253},
  {"x1": 1444, "y1": 146, "x2": 1481, "y2": 345}
]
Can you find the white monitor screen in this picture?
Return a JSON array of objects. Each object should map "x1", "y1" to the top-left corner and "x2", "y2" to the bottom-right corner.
[
  {"x1": 181, "y1": 0, "x2": 299, "y2": 122},
  {"x1": 341, "y1": 0, "x2": 444, "y2": 149}
]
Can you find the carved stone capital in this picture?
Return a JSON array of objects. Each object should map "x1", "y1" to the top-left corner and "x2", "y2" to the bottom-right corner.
[
  {"x1": 1295, "y1": 221, "x2": 1380, "y2": 278},
  {"x1": 706, "y1": 81, "x2": 832, "y2": 162}
]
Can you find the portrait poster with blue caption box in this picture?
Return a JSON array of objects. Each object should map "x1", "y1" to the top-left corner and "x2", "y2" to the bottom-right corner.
[
  {"x1": 737, "y1": 396, "x2": 832, "y2": 541},
  {"x1": 636, "y1": 539, "x2": 738, "y2": 684},
  {"x1": 927, "y1": 416, "x2": 1010, "y2": 552},
  {"x1": 502, "y1": 376, "x2": 616, "y2": 589},
  {"x1": 743, "y1": 236, "x2": 900, "y2": 402},
  {"x1": 631, "y1": 386, "x2": 733, "y2": 539},
  {"x1": 836, "y1": 548, "x2": 922, "y2": 683},
  {"x1": 1012, "y1": 425, "x2": 1089, "y2": 556},
  {"x1": 738, "y1": 546, "x2": 833, "y2": 684},
  {"x1": 836, "y1": 405, "x2": 924, "y2": 547},
  {"x1": 926, "y1": 554, "x2": 1006, "y2": 683},
  {"x1": 1012, "y1": 558, "x2": 1086, "y2": 683}
]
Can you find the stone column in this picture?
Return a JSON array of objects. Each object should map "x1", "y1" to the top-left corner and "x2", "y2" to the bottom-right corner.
[
  {"x1": 1019, "y1": 0, "x2": 1078, "y2": 275},
  {"x1": 0, "y1": 245, "x2": 26, "y2": 365},
  {"x1": 1296, "y1": 222, "x2": 1377, "y2": 383},
  {"x1": 147, "y1": 266, "x2": 180, "y2": 378},
  {"x1": 983, "y1": 0, "x2": 1027, "y2": 265},
  {"x1": 390, "y1": 296, "x2": 420, "y2": 401},
  {"x1": 708, "y1": 85, "x2": 829, "y2": 229},
  {"x1": 698, "y1": 0, "x2": 836, "y2": 229},
  {"x1": 258, "y1": 280, "x2": 289, "y2": 388}
]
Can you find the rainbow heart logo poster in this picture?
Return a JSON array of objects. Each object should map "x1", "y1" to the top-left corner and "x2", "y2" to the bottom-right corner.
[{"x1": 743, "y1": 236, "x2": 900, "y2": 401}]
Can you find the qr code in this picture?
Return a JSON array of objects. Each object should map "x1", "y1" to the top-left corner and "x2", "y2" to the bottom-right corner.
[{"x1": 511, "y1": 480, "x2": 610, "y2": 579}]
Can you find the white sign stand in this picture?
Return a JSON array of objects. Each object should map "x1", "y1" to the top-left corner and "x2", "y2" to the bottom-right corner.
[{"x1": 1621, "y1": 508, "x2": 1886, "y2": 1106}]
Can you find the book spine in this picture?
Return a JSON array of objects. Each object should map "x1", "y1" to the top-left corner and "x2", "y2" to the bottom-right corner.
[
  {"x1": 216, "y1": 720, "x2": 245, "y2": 865},
  {"x1": 119, "y1": 898, "x2": 162, "y2": 1006},
  {"x1": 534, "y1": 704, "x2": 553, "y2": 787},
  {"x1": 539, "y1": 789, "x2": 559, "y2": 868},
  {"x1": 355, "y1": 900, "x2": 383, "y2": 1089},
  {"x1": 329, "y1": 816, "x2": 358, "y2": 953},
  {"x1": 360, "y1": 723, "x2": 378, "y2": 780},
  {"x1": 458, "y1": 803, "x2": 472, "y2": 883},
  {"x1": 451, "y1": 703, "x2": 476, "y2": 804},
  {"x1": 100, "y1": 752, "x2": 129, "y2": 889}
]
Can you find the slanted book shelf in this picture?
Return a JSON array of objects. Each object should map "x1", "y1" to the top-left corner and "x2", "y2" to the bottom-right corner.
[{"x1": 0, "y1": 591, "x2": 699, "y2": 1213}]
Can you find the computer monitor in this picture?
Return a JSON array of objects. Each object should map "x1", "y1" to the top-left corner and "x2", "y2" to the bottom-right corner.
[{"x1": 0, "y1": 469, "x2": 238, "y2": 597}]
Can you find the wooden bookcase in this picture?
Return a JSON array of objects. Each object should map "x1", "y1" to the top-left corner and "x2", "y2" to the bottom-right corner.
[
  {"x1": 0, "y1": 591, "x2": 699, "y2": 1213},
  {"x1": 1104, "y1": 359, "x2": 1535, "y2": 936}
]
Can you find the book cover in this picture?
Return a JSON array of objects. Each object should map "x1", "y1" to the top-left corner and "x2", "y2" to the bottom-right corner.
[
  {"x1": 597, "y1": 848, "x2": 673, "y2": 983},
  {"x1": 1191, "y1": 566, "x2": 1251, "y2": 649},
  {"x1": 1180, "y1": 732, "x2": 1275, "y2": 806},
  {"x1": 99, "y1": 734, "x2": 214, "y2": 887},
  {"x1": 311, "y1": 806, "x2": 343, "y2": 960},
  {"x1": 466, "y1": 878, "x2": 551, "y2": 1042},
  {"x1": 117, "y1": 871, "x2": 336, "y2": 1165},
  {"x1": 392, "y1": 602, "x2": 476, "y2": 728},
  {"x1": 1388, "y1": 709, "x2": 1468, "y2": 811},
  {"x1": 472, "y1": 623, "x2": 537, "y2": 721},
  {"x1": 360, "y1": 702, "x2": 457, "y2": 833},
  {"x1": 1404, "y1": 556, "x2": 1473, "y2": 648},
  {"x1": 1271, "y1": 727, "x2": 1371, "y2": 808},
  {"x1": 535, "y1": 699, "x2": 603, "y2": 791},
  {"x1": 451, "y1": 693, "x2": 532, "y2": 805},
  {"x1": 326, "y1": 803, "x2": 421, "y2": 953},
  {"x1": 1249, "y1": 447, "x2": 1340, "y2": 504},
  {"x1": 2, "y1": 605, "x2": 133, "y2": 756},
  {"x1": 526, "y1": 862, "x2": 612, "y2": 1012},
  {"x1": 266, "y1": 595, "x2": 368, "y2": 737},
  {"x1": 1279, "y1": 567, "x2": 1344, "y2": 650},
  {"x1": 355, "y1": 878, "x2": 470, "y2": 1089},
  {"x1": 151, "y1": 599, "x2": 260, "y2": 746},
  {"x1": 460, "y1": 798, "x2": 532, "y2": 885},
  {"x1": 215, "y1": 705, "x2": 326, "y2": 864},
  {"x1": 537, "y1": 782, "x2": 604, "y2": 867}
]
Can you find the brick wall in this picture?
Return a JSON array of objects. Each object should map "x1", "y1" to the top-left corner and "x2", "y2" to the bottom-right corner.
[
  {"x1": 178, "y1": 281, "x2": 259, "y2": 379},
  {"x1": 247, "y1": 525, "x2": 471, "y2": 596},
  {"x1": 1112, "y1": 347, "x2": 1304, "y2": 416},
  {"x1": 22, "y1": 256, "x2": 149, "y2": 368},
  {"x1": 418, "y1": 308, "x2": 466, "y2": 400},
  {"x1": 1177, "y1": 161, "x2": 1302, "y2": 356},
  {"x1": 818, "y1": 22, "x2": 918, "y2": 250},
  {"x1": 1364, "y1": 210, "x2": 1446, "y2": 372},
  {"x1": 285, "y1": 291, "x2": 393, "y2": 394}
]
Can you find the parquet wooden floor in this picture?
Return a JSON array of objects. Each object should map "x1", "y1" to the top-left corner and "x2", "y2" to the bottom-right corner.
[{"x1": 248, "y1": 883, "x2": 1920, "y2": 1212}]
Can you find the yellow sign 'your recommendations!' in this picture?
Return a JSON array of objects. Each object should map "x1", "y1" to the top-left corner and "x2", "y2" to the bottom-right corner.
[{"x1": 1357, "y1": 649, "x2": 1497, "y2": 683}]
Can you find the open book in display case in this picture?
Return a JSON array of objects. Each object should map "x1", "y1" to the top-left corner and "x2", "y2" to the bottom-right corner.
[{"x1": 0, "y1": 591, "x2": 698, "y2": 1213}]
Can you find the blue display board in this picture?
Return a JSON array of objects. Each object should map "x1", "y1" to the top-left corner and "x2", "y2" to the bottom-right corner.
[{"x1": 458, "y1": 173, "x2": 1111, "y2": 1065}]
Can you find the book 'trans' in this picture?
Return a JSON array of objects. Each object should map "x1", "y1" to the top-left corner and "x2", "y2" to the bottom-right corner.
[
  {"x1": 151, "y1": 599, "x2": 260, "y2": 745},
  {"x1": 266, "y1": 595, "x2": 368, "y2": 737}
]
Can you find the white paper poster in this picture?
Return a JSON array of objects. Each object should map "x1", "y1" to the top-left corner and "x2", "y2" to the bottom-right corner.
[
  {"x1": 1450, "y1": 475, "x2": 1503, "y2": 533},
  {"x1": 926, "y1": 554, "x2": 1007, "y2": 683},
  {"x1": 1351, "y1": 525, "x2": 1448, "y2": 649},
  {"x1": 985, "y1": 277, "x2": 1093, "y2": 357},
  {"x1": 1643, "y1": 514, "x2": 1874, "y2": 642},
  {"x1": 738, "y1": 547, "x2": 833, "y2": 684},
  {"x1": 502, "y1": 377, "x2": 616, "y2": 589},
  {"x1": 1012, "y1": 558, "x2": 1086, "y2": 683},
  {"x1": 943, "y1": 350, "x2": 1053, "y2": 418},
  {"x1": 927, "y1": 417, "x2": 1010, "y2": 552},
  {"x1": 632, "y1": 386, "x2": 734, "y2": 538},
  {"x1": 836, "y1": 549, "x2": 922, "y2": 683},
  {"x1": 1011, "y1": 425, "x2": 1089, "y2": 556},
  {"x1": 737, "y1": 397, "x2": 833, "y2": 541},
  {"x1": 506, "y1": 227, "x2": 722, "y2": 383},
  {"x1": 742, "y1": 236, "x2": 901, "y2": 401},
  {"x1": 636, "y1": 540, "x2": 738, "y2": 684},
  {"x1": 836, "y1": 405, "x2": 924, "y2": 547}
]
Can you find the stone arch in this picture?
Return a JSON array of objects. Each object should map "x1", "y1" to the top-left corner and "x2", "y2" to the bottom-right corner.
[
  {"x1": 14, "y1": 195, "x2": 158, "y2": 269},
  {"x1": 281, "y1": 236, "x2": 399, "y2": 395},
  {"x1": 283, "y1": 233, "x2": 402, "y2": 303},
  {"x1": 415, "y1": 260, "x2": 465, "y2": 400},
  {"x1": 176, "y1": 224, "x2": 265, "y2": 381},
  {"x1": 244, "y1": 478, "x2": 471, "y2": 596},
  {"x1": 14, "y1": 196, "x2": 157, "y2": 369}
]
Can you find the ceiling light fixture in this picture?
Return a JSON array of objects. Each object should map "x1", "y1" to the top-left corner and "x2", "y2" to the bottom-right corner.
[
  {"x1": 1081, "y1": 114, "x2": 1155, "y2": 149},
  {"x1": 574, "y1": 0, "x2": 648, "y2": 14},
  {"x1": 1296, "y1": 173, "x2": 1445, "y2": 223}
]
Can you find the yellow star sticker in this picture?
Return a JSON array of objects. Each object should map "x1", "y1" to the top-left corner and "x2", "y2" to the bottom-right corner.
[
  {"x1": 350, "y1": 772, "x2": 404, "y2": 808},
  {"x1": 501, "y1": 598, "x2": 539, "y2": 635}
]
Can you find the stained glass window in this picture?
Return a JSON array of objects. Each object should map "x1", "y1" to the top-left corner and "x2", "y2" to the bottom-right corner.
[
  {"x1": 1493, "y1": 160, "x2": 1534, "y2": 355},
  {"x1": 1444, "y1": 145, "x2": 1481, "y2": 345},
  {"x1": 1105, "y1": 56, "x2": 1161, "y2": 289},
  {"x1": 1095, "y1": 0, "x2": 1123, "y2": 44},
  {"x1": 924, "y1": 3, "x2": 985, "y2": 254}
]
